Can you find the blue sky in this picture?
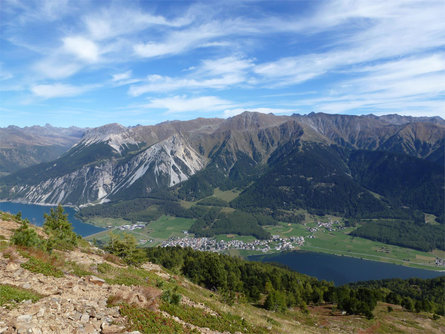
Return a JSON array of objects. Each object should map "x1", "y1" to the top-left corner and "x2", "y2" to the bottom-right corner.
[{"x1": 1, "y1": 0, "x2": 444, "y2": 127}]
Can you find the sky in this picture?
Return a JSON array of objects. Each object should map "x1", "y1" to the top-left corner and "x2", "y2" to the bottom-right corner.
[{"x1": 0, "y1": 0, "x2": 444, "y2": 128}]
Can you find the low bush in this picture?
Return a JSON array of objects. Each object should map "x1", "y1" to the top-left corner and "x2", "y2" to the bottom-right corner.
[
  {"x1": 21, "y1": 256, "x2": 64, "y2": 278},
  {"x1": 160, "y1": 302, "x2": 267, "y2": 334},
  {"x1": 161, "y1": 287, "x2": 182, "y2": 305},
  {"x1": 104, "y1": 232, "x2": 146, "y2": 266},
  {"x1": 0, "y1": 284, "x2": 42, "y2": 307},
  {"x1": 118, "y1": 303, "x2": 198, "y2": 334},
  {"x1": 11, "y1": 219, "x2": 45, "y2": 249}
]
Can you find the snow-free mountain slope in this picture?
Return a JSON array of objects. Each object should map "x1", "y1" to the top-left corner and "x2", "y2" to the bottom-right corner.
[{"x1": 0, "y1": 112, "x2": 443, "y2": 207}]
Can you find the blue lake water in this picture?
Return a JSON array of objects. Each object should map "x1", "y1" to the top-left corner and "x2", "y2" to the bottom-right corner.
[
  {"x1": 0, "y1": 201, "x2": 104, "y2": 237},
  {"x1": 249, "y1": 251, "x2": 444, "y2": 286}
]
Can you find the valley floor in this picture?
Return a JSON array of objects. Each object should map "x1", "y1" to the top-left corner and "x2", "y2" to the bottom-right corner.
[{"x1": 85, "y1": 214, "x2": 445, "y2": 272}]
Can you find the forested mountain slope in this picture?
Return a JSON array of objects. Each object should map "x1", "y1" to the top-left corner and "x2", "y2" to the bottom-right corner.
[{"x1": 0, "y1": 113, "x2": 443, "y2": 216}]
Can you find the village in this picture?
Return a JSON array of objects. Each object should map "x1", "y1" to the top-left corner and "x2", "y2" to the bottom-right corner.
[{"x1": 161, "y1": 234, "x2": 305, "y2": 253}]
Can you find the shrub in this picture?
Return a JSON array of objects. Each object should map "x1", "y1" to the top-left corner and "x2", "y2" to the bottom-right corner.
[
  {"x1": 161, "y1": 287, "x2": 182, "y2": 305},
  {"x1": 43, "y1": 205, "x2": 78, "y2": 250},
  {"x1": 11, "y1": 219, "x2": 44, "y2": 249},
  {"x1": 264, "y1": 289, "x2": 287, "y2": 312},
  {"x1": 160, "y1": 302, "x2": 266, "y2": 333},
  {"x1": 104, "y1": 232, "x2": 146, "y2": 266},
  {"x1": 21, "y1": 256, "x2": 64, "y2": 278},
  {"x1": 119, "y1": 303, "x2": 195, "y2": 334}
]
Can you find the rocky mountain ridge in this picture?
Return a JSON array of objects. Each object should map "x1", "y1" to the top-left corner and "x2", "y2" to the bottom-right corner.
[
  {"x1": 0, "y1": 112, "x2": 443, "y2": 206},
  {"x1": 0, "y1": 125, "x2": 84, "y2": 176}
]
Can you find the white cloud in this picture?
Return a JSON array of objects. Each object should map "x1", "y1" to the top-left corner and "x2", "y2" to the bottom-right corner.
[
  {"x1": 144, "y1": 95, "x2": 234, "y2": 114},
  {"x1": 33, "y1": 58, "x2": 82, "y2": 80},
  {"x1": 31, "y1": 83, "x2": 92, "y2": 99},
  {"x1": 253, "y1": 0, "x2": 445, "y2": 87},
  {"x1": 3, "y1": 0, "x2": 445, "y2": 120},
  {"x1": 133, "y1": 23, "x2": 224, "y2": 58},
  {"x1": 129, "y1": 56, "x2": 252, "y2": 95},
  {"x1": 198, "y1": 56, "x2": 254, "y2": 76},
  {"x1": 129, "y1": 73, "x2": 244, "y2": 96},
  {"x1": 84, "y1": 7, "x2": 189, "y2": 41},
  {"x1": 0, "y1": 63, "x2": 13, "y2": 81},
  {"x1": 286, "y1": 53, "x2": 445, "y2": 117},
  {"x1": 63, "y1": 36, "x2": 100, "y2": 62},
  {"x1": 112, "y1": 71, "x2": 132, "y2": 82},
  {"x1": 40, "y1": 0, "x2": 70, "y2": 21}
]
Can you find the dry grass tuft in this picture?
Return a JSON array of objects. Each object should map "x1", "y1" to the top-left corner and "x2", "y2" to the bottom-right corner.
[
  {"x1": 103, "y1": 252, "x2": 123, "y2": 265},
  {"x1": 2, "y1": 246, "x2": 19, "y2": 263},
  {"x1": 108, "y1": 286, "x2": 161, "y2": 311}
]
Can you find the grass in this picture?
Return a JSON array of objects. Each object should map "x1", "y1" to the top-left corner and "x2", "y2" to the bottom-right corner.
[
  {"x1": 118, "y1": 303, "x2": 199, "y2": 334},
  {"x1": 86, "y1": 215, "x2": 195, "y2": 247},
  {"x1": 425, "y1": 214, "x2": 439, "y2": 225},
  {"x1": 215, "y1": 234, "x2": 257, "y2": 242},
  {"x1": 144, "y1": 216, "x2": 194, "y2": 240},
  {"x1": 84, "y1": 216, "x2": 130, "y2": 228},
  {"x1": 264, "y1": 222, "x2": 311, "y2": 238},
  {"x1": 21, "y1": 256, "x2": 64, "y2": 277},
  {"x1": 96, "y1": 262, "x2": 165, "y2": 288},
  {"x1": 212, "y1": 188, "x2": 240, "y2": 202},
  {"x1": 0, "y1": 284, "x2": 42, "y2": 307},
  {"x1": 179, "y1": 200, "x2": 195, "y2": 209},
  {"x1": 0, "y1": 240, "x2": 8, "y2": 251},
  {"x1": 263, "y1": 218, "x2": 442, "y2": 270},
  {"x1": 161, "y1": 302, "x2": 268, "y2": 334},
  {"x1": 300, "y1": 225, "x2": 440, "y2": 270},
  {"x1": 66, "y1": 261, "x2": 93, "y2": 277},
  {"x1": 85, "y1": 208, "x2": 442, "y2": 270}
]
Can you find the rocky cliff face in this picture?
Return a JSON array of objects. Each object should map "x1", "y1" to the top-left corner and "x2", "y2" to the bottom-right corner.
[{"x1": 5, "y1": 134, "x2": 205, "y2": 205}]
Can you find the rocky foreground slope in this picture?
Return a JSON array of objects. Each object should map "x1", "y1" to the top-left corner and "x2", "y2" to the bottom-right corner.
[{"x1": 1, "y1": 213, "x2": 445, "y2": 334}]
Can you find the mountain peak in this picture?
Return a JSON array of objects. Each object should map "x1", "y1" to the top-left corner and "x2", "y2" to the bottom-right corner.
[
  {"x1": 78, "y1": 123, "x2": 138, "y2": 154},
  {"x1": 220, "y1": 111, "x2": 289, "y2": 131}
]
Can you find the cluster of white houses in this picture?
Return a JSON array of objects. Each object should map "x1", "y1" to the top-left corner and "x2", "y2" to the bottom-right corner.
[
  {"x1": 161, "y1": 235, "x2": 304, "y2": 253},
  {"x1": 117, "y1": 222, "x2": 145, "y2": 231}
]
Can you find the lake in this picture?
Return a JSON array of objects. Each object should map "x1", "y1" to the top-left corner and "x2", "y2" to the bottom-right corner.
[
  {"x1": 249, "y1": 251, "x2": 444, "y2": 286},
  {"x1": 0, "y1": 201, "x2": 104, "y2": 237}
]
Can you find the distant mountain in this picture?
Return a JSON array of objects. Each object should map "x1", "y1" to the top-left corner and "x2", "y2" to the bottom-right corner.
[
  {"x1": 0, "y1": 124, "x2": 84, "y2": 176},
  {"x1": 0, "y1": 113, "x2": 443, "y2": 216}
]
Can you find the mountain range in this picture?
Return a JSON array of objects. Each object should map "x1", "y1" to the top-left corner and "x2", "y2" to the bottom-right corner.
[
  {"x1": 0, "y1": 112, "x2": 442, "y2": 212},
  {"x1": 0, "y1": 124, "x2": 84, "y2": 177},
  {"x1": 1, "y1": 111, "x2": 444, "y2": 251}
]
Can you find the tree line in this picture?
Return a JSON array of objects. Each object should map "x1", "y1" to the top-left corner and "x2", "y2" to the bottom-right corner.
[{"x1": 145, "y1": 246, "x2": 445, "y2": 318}]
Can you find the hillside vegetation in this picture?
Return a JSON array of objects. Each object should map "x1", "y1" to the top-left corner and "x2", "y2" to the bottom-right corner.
[{"x1": 1, "y1": 209, "x2": 444, "y2": 333}]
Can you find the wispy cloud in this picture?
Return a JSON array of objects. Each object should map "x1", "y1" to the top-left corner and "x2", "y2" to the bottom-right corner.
[
  {"x1": 62, "y1": 36, "x2": 100, "y2": 63},
  {"x1": 83, "y1": 5, "x2": 191, "y2": 41},
  {"x1": 253, "y1": 0, "x2": 445, "y2": 87},
  {"x1": 143, "y1": 95, "x2": 235, "y2": 114},
  {"x1": 129, "y1": 56, "x2": 253, "y2": 95},
  {"x1": 1, "y1": 0, "x2": 444, "y2": 126},
  {"x1": 31, "y1": 83, "x2": 94, "y2": 99},
  {"x1": 286, "y1": 54, "x2": 445, "y2": 117},
  {"x1": 112, "y1": 71, "x2": 132, "y2": 82},
  {"x1": 133, "y1": 23, "x2": 225, "y2": 58}
]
